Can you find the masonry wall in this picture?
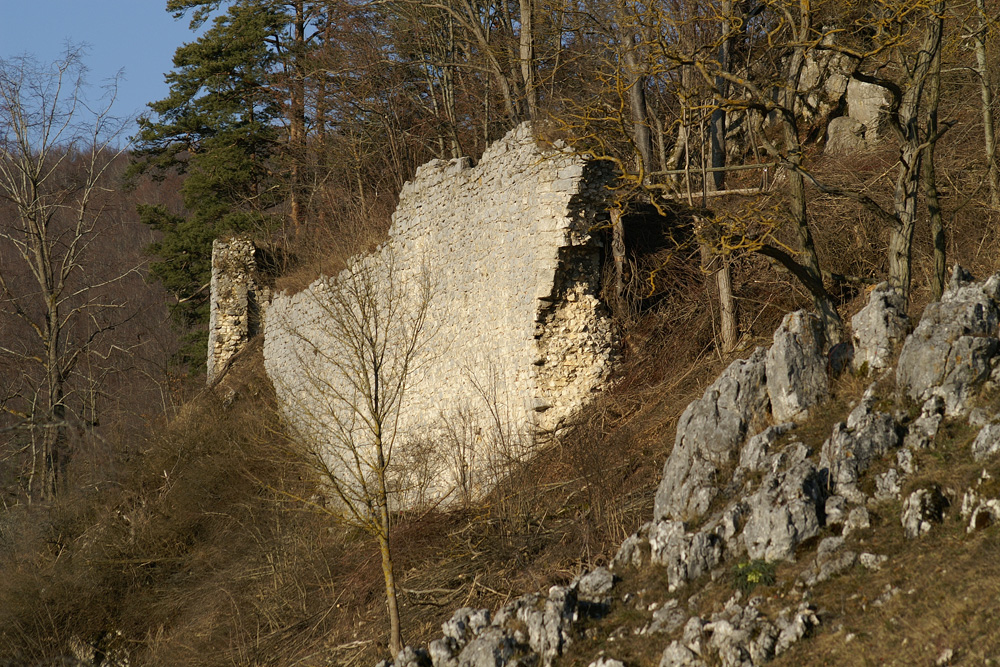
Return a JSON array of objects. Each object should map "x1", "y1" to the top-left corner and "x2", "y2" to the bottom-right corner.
[
  {"x1": 207, "y1": 237, "x2": 263, "y2": 384},
  {"x1": 261, "y1": 123, "x2": 618, "y2": 503}
]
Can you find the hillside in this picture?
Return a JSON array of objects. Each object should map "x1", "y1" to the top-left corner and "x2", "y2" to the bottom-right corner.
[{"x1": 4, "y1": 2, "x2": 1000, "y2": 666}]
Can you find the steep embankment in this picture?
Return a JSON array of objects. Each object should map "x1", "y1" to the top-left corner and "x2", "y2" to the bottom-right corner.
[{"x1": 384, "y1": 267, "x2": 1000, "y2": 667}]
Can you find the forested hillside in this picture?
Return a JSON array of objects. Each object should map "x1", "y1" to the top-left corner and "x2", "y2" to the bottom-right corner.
[{"x1": 1, "y1": 0, "x2": 1000, "y2": 665}]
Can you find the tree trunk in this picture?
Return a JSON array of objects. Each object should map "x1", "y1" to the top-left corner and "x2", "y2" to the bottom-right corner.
[
  {"x1": 518, "y1": 0, "x2": 536, "y2": 120},
  {"x1": 975, "y1": 0, "x2": 1000, "y2": 209},
  {"x1": 625, "y1": 47, "x2": 654, "y2": 181},
  {"x1": 289, "y1": 0, "x2": 306, "y2": 236},
  {"x1": 888, "y1": 141, "x2": 922, "y2": 303},
  {"x1": 717, "y1": 259, "x2": 737, "y2": 352},
  {"x1": 710, "y1": 0, "x2": 733, "y2": 192},
  {"x1": 887, "y1": 2, "x2": 943, "y2": 305},
  {"x1": 376, "y1": 443, "x2": 402, "y2": 657},
  {"x1": 925, "y1": 39, "x2": 945, "y2": 300},
  {"x1": 611, "y1": 207, "x2": 625, "y2": 307},
  {"x1": 785, "y1": 124, "x2": 843, "y2": 345}
]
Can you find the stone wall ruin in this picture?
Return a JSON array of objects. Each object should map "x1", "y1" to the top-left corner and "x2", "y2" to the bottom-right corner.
[
  {"x1": 207, "y1": 236, "x2": 267, "y2": 384},
  {"x1": 217, "y1": 123, "x2": 622, "y2": 503}
]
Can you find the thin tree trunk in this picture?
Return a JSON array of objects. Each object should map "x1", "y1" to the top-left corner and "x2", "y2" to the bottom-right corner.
[
  {"x1": 710, "y1": 0, "x2": 733, "y2": 192},
  {"x1": 975, "y1": 0, "x2": 1000, "y2": 209},
  {"x1": 624, "y1": 47, "x2": 654, "y2": 181},
  {"x1": 887, "y1": 2, "x2": 943, "y2": 305},
  {"x1": 518, "y1": 0, "x2": 536, "y2": 120},
  {"x1": 717, "y1": 259, "x2": 737, "y2": 352},
  {"x1": 611, "y1": 207, "x2": 625, "y2": 307},
  {"x1": 289, "y1": 0, "x2": 306, "y2": 236},
  {"x1": 925, "y1": 39, "x2": 945, "y2": 300},
  {"x1": 377, "y1": 445, "x2": 402, "y2": 656},
  {"x1": 787, "y1": 135, "x2": 843, "y2": 345}
]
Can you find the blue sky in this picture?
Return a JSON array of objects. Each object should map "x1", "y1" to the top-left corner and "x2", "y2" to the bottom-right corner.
[{"x1": 2, "y1": 1, "x2": 200, "y2": 123}]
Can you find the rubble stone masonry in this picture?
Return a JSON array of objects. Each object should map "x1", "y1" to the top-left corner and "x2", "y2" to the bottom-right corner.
[{"x1": 213, "y1": 124, "x2": 619, "y2": 503}]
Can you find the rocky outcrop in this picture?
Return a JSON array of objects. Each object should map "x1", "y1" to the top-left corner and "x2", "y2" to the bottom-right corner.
[
  {"x1": 654, "y1": 348, "x2": 770, "y2": 522},
  {"x1": 846, "y1": 79, "x2": 892, "y2": 143},
  {"x1": 766, "y1": 311, "x2": 828, "y2": 423},
  {"x1": 851, "y1": 283, "x2": 910, "y2": 373},
  {"x1": 820, "y1": 386, "x2": 900, "y2": 502},
  {"x1": 742, "y1": 445, "x2": 826, "y2": 561},
  {"x1": 824, "y1": 117, "x2": 868, "y2": 156},
  {"x1": 659, "y1": 597, "x2": 818, "y2": 667},
  {"x1": 901, "y1": 486, "x2": 950, "y2": 538},
  {"x1": 382, "y1": 269, "x2": 1000, "y2": 667},
  {"x1": 897, "y1": 266, "x2": 1000, "y2": 415}
]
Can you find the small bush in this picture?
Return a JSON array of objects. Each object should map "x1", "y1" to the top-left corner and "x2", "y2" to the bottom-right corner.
[{"x1": 731, "y1": 559, "x2": 776, "y2": 594}]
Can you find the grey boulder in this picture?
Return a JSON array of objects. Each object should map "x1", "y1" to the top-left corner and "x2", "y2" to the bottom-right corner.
[
  {"x1": 654, "y1": 348, "x2": 769, "y2": 522},
  {"x1": 897, "y1": 266, "x2": 1000, "y2": 416},
  {"x1": 851, "y1": 282, "x2": 909, "y2": 373},
  {"x1": 766, "y1": 310, "x2": 829, "y2": 423},
  {"x1": 743, "y1": 446, "x2": 827, "y2": 561}
]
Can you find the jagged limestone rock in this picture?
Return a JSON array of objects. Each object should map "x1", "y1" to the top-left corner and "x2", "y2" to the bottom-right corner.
[
  {"x1": 654, "y1": 348, "x2": 770, "y2": 522},
  {"x1": 799, "y1": 47, "x2": 858, "y2": 123},
  {"x1": 649, "y1": 520, "x2": 725, "y2": 591},
  {"x1": 851, "y1": 283, "x2": 909, "y2": 373},
  {"x1": 588, "y1": 659, "x2": 625, "y2": 667},
  {"x1": 396, "y1": 646, "x2": 433, "y2": 667},
  {"x1": 798, "y1": 537, "x2": 857, "y2": 586},
  {"x1": 961, "y1": 486, "x2": 1000, "y2": 533},
  {"x1": 904, "y1": 397, "x2": 944, "y2": 450},
  {"x1": 843, "y1": 507, "x2": 871, "y2": 537},
  {"x1": 971, "y1": 423, "x2": 1000, "y2": 461},
  {"x1": 429, "y1": 637, "x2": 461, "y2": 667},
  {"x1": 658, "y1": 641, "x2": 707, "y2": 667},
  {"x1": 738, "y1": 423, "x2": 796, "y2": 474},
  {"x1": 576, "y1": 567, "x2": 616, "y2": 603},
  {"x1": 766, "y1": 311, "x2": 829, "y2": 423},
  {"x1": 742, "y1": 447, "x2": 827, "y2": 561},
  {"x1": 874, "y1": 468, "x2": 902, "y2": 501},
  {"x1": 610, "y1": 531, "x2": 647, "y2": 570},
  {"x1": 455, "y1": 627, "x2": 521, "y2": 667},
  {"x1": 489, "y1": 587, "x2": 575, "y2": 666},
  {"x1": 897, "y1": 267, "x2": 1000, "y2": 416},
  {"x1": 825, "y1": 117, "x2": 868, "y2": 155},
  {"x1": 901, "y1": 486, "x2": 950, "y2": 538},
  {"x1": 642, "y1": 599, "x2": 687, "y2": 636},
  {"x1": 820, "y1": 387, "x2": 900, "y2": 502},
  {"x1": 846, "y1": 79, "x2": 892, "y2": 143},
  {"x1": 443, "y1": 608, "x2": 492, "y2": 646}
]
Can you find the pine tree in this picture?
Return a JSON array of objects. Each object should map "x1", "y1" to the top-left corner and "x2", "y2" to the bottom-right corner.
[{"x1": 132, "y1": 1, "x2": 287, "y2": 369}]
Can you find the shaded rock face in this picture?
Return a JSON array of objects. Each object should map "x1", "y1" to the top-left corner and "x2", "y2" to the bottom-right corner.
[
  {"x1": 901, "y1": 486, "x2": 950, "y2": 538},
  {"x1": 825, "y1": 116, "x2": 868, "y2": 156},
  {"x1": 851, "y1": 282, "x2": 910, "y2": 373},
  {"x1": 897, "y1": 266, "x2": 1000, "y2": 416},
  {"x1": 654, "y1": 348, "x2": 770, "y2": 522},
  {"x1": 846, "y1": 79, "x2": 892, "y2": 143},
  {"x1": 766, "y1": 311, "x2": 829, "y2": 423}
]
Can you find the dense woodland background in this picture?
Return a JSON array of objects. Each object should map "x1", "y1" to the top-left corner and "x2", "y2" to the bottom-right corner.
[{"x1": 1, "y1": 0, "x2": 1000, "y2": 664}]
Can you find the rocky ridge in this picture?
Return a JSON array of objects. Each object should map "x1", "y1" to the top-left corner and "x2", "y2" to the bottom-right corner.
[{"x1": 379, "y1": 266, "x2": 1000, "y2": 667}]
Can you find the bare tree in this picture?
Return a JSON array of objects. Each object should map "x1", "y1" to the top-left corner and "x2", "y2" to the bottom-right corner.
[
  {"x1": 0, "y1": 50, "x2": 132, "y2": 500},
  {"x1": 272, "y1": 248, "x2": 432, "y2": 659}
]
